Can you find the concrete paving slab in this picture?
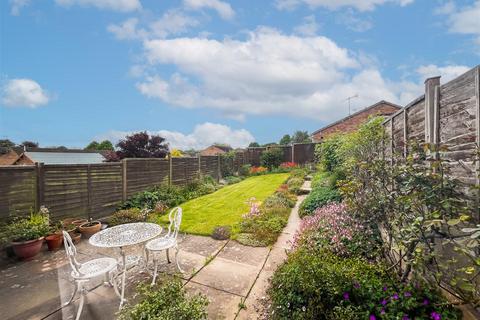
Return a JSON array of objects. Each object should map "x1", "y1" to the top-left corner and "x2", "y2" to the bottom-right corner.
[
  {"x1": 148, "y1": 250, "x2": 207, "y2": 280},
  {"x1": 177, "y1": 234, "x2": 227, "y2": 256},
  {"x1": 263, "y1": 247, "x2": 287, "y2": 272},
  {"x1": 185, "y1": 282, "x2": 243, "y2": 320},
  {"x1": 191, "y1": 257, "x2": 259, "y2": 297},
  {"x1": 235, "y1": 271, "x2": 274, "y2": 320},
  {"x1": 216, "y1": 241, "x2": 269, "y2": 268}
]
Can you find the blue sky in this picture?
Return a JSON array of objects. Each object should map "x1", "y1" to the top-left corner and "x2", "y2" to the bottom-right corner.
[{"x1": 1, "y1": 0, "x2": 479, "y2": 149}]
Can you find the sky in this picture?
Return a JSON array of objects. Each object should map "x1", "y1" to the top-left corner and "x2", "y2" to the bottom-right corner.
[{"x1": 0, "y1": 0, "x2": 479, "y2": 150}]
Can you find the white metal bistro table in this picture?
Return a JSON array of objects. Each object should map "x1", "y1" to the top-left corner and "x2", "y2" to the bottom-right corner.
[{"x1": 89, "y1": 222, "x2": 162, "y2": 308}]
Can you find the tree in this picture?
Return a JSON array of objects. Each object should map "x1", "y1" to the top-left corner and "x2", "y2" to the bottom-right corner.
[
  {"x1": 248, "y1": 142, "x2": 260, "y2": 147},
  {"x1": 86, "y1": 140, "x2": 114, "y2": 151},
  {"x1": 0, "y1": 139, "x2": 15, "y2": 154},
  {"x1": 291, "y1": 130, "x2": 312, "y2": 144},
  {"x1": 20, "y1": 141, "x2": 39, "y2": 149},
  {"x1": 106, "y1": 131, "x2": 169, "y2": 161},
  {"x1": 260, "y1": 147, "x2": 284, "y2": 169},
  {"x1": 279, "y1": 134, "x2": 291, "y2": 145},
  {"x1": 263, "y1": 142, "x2": 278, "y2": 147},
  {"x1": 170, "y1": 149, "x2": 183, "y2": 157}
]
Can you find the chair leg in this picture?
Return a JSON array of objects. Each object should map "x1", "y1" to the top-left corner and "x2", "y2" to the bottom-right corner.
[
  {"x1": 175, "y1": 245, "x2": 184, "y2": 273},
  {"x1": 151, "y1": 258, "x2": 158, "y2": 285},
  {"x1": 75, "y1": 287, "x2": 86, "y2": 320},
  {"x1": 64, "y1": 281, "x2": 78, "y2": 306},
  {"x1": 166, "y1": 248, "x2": 171, "y2": 264}
]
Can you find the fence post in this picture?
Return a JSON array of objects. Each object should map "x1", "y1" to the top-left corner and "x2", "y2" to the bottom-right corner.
[
  {"x1": 291, "y1": 144, "x2": 295, "y2": 163},
  {"x1": 424, "y1": 76, "x2": 441, "y2": 143},
  {"x1": 122, "y1": 159, "x2": 127, "y2": 201},
  {"x1": 168, "y1": 155, "x2": 173, "y2": 185},
  {"x1": 475, "y1": 66, "x2": 480, "y2": 219},
  {"x1": 217, "y1": 155, "x2": 221, "y2": 182},
  {"x1": 35, "y1": 162, "x2": 45, "y2": 212},
  {"x1": 433, "y1": 84, "x2": 441, "y2": 160},
  {"x1": 87, "y1": 164, "x2": 92, "y2": 220},
  {"x1": 403, "y1": 109, "x2": 408, "y2": 158},
  {"x1": 198, "y1": 156, "x2": 202, "y2": 180}
]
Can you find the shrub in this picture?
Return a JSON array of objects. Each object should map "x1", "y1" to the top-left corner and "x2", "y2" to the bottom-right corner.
[
  {"x1": 299, "y1": 186, "x2": 342, "y2": 217},
  {"x1": 3, "y1": 207, "x2": 50, "y2": 242},
  {"x1": 119, "y1": 277, "x2": 208, "y2": 320},
  {"x1": 269, "y1": 248, "x2": 460, "y2": 320},
  {"x1": 289, "y1": 168, "x2": 307, "y2": 179},
  {"x1": 311, "y1": 171, "x2": 332, "y2": 189},
  {"x1": 109, "y1": 208, "x2": 147, "y2": 226},
  {"x1": 293, "y1": 203, "x2": 380, "y2": 259},
  {"x1": 224, "y1": 175, "x2": 243, "y2": 185},
  {"x1": 239, "y1": 164, "x2": 252, "y2": 176},
  {"x1": 260, "y1": 147, "x2": 284, "y2": 169},
  {"x1": 264, "y1": 191, "x2": 296, "y2": 208},
  {"x1": 315, "y1": 134, "x2": 345, "y2": 172},
  {"x1": 287, "y1": 177, "x2": 304, "y2": 195},
  {"x1": 211, "y1": 225, "x2": 231, "y2": 240}
]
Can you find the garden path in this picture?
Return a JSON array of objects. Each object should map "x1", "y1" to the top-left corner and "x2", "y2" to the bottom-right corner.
[{"x1": 0, "y1": 181, "x2": 307, "y2": 320}]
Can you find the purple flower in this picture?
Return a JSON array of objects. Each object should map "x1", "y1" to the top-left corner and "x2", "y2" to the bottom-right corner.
[
  {"x1": 383, "y1": 286, "x2": 388, "y2": 291},
  {"x1": 381, "y1": 299, "x2": 388, "y2": 306},
  {"x1": 430, "y1": 311, "x2": 441, "y2": 320},
  {"x1": 404, "y1": 291, "x2": 412, "y2": 297},
  {"x1": 353, "y1": 282, "x2": 360, "y2": 289},
  {"x1": 369, "y1": 315, "x2": 376, "y2": 320},
  {"x1": 343, "y1": 292, "x2": 350, "y2": 300},
  {"x1": 402, "y1": 316, "x2": 410, "y2": 320},
  {"x1": 392, "y1": 293, "x2": 399, "y2": 300},
  {"x1": 423, "y1": 298, "x2": 430, "y2": 306}
]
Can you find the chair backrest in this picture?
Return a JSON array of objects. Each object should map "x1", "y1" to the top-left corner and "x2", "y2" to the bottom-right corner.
[
  {"x1": 166, "y1": 207, "x2": 182, "y2": 240},
  {"x1": 62, "y1": 231, "x2": 82, "y2": 275}
]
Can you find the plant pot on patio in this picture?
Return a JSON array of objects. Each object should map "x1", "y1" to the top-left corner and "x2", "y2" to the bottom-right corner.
[
  {"x1": 11, "y1": 237, "x2": 45, "y2": 260},
  {"x1": 72, "y1": 219, "x2": 88, "y2": 228},
  {"x1": 70, "y1": 232, "x2": 82, "y2": 244},
  {"x1": 78, "y1": 221, "x2": 102, "y2": 238},
  {"x1": 45, "y1": 233, "x2": 63, "y2": 251}
]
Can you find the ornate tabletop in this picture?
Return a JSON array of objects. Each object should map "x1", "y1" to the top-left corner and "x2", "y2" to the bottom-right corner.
[{"x1": 89, "y1": 222, "x2": 162, "y2": 248}]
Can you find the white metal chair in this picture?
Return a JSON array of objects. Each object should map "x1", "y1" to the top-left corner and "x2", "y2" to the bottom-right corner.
[
  {"x1": 62, "y1": 231, "x2": 119, "y2": 320},
  {"x1": 145, "y1": 207, "x2": 183, "y2": 284}
]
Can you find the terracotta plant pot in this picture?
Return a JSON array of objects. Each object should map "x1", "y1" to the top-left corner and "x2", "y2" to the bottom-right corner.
[
  {"x1": 70, "y1": 232, "x2": 81, "y2": 244},
  {"x1": 62, "y1": 218, "x2": 77, "y2": 227},
  {"x1": 11, "y1": 237, "x2": 44, "y2": 260},
  {"x1": 72, "y1": 219, "x2": 88, "y2": 228},
  {"x1": 45, "y1": 234, "x2": 63, "y2": 251},
  {"x1": 78, "y1": 221, "x2": 102, "y2": 238}
]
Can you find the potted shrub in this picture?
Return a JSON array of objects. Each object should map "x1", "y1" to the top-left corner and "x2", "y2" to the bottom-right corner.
[
  {"x1": 6, "y1": 207, "x2": 50, "y2": 260},
  {"x1": 45, "y1": 222, "x2": 63, "y2": 251},
  {"x1": 78, "y1": 220, "x2": 101, "y2": 238}
]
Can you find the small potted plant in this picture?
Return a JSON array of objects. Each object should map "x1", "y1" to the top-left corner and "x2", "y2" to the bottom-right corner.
[
  {"x1": 45, "y1": 221, "x2": 63, "y2": 251},
  {"x1": 78, "y1": 220, "x2": 102, "y2": 238},
  {"x1": 6, "y1": 206, "x2": 50, "y2": 260}
]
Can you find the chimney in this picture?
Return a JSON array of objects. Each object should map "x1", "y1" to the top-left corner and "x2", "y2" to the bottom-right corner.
[{"x1": 424, "y1": 76, "x2": 441, "y2": 144}]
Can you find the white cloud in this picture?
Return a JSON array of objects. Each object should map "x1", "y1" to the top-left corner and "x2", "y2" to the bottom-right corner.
[
  {"x1": 1, "y1": 78, "x2": 50, "y2": 108},
  {"x1": 133, "y1": 27, "x2": 474, "y2": 121},
  {"x1": 99, "y1": 123, "x2": 254, "y2": 150},
  {"x1": 416, "y1": 64, "x2": 471, "y2": 83},
  {"x1": 10, "y1": 0, "x2": 30, "y2": 15},
  {"x1": 275, "y1": 0, "x2": 414, "y2": 11},
  {"x1": 108, "y1": 10, "x2": 199, "y2": 41},
  {"x1": 55, "y1": 0, "x2": 141, "y2": 12},
  {"x1": 183, "y1": 0, "x2": 235, "y2": 19},
  {"x1": 294, "y1": 15, "x2": 320, "y2": 36},
  {"x1": 336, "y1": 9, "x2": 373, "y2": 32},
  {"x1": 438, "y1": 0, "x2": 480, "y2": 47}
]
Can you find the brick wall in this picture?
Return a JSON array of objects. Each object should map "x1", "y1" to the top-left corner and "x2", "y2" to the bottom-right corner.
[{"x1": 312, "y1": 102, "x2": 400, "y2": 141}]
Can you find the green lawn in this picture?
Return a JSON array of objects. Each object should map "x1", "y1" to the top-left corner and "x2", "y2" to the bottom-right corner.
[{"x1": 159, "y1": 173, "x2": 289, "y2": 236}]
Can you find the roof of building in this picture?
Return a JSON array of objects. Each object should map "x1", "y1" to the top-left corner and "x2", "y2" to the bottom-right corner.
[
  {"x1": 0, "y1": 150, "x2": 22, "y2": 165},
  {"x1": 200, "y1": 145, "x2": 233, "y2": 156},
  {"x1": 23, "y1": 151, "x2": 106, "y2": 164},
  {"x1": 312, "y1": 100, "x2": 402, "y2": 136}
]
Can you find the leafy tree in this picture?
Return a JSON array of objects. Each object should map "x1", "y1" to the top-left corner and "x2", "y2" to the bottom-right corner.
[
  {"x1": 86, "y1": 140, "x2": 114, "y2": 151},
  {"x1": 279, "y1": 134, "x2": 291, "y2": 145},
  {"x1": 263, "y1": 142, "x2": 278, "y2": 147},
  {"x1": 260, "y1": 147, "x2": 284, "y2": 169},
  {"x1": 0, "y1": 139, "x2": 15, "y2": 154},
  {"x1": 97, "y1": 140, "x2": 114, "y2": 151},
  {"x1": 85, "y1": 141, "x2": 100, "y2": 150},
  {"x1": 170, "y1": 149, "x2": 183, "y2": 157},
  {"x1": 291, "y1": 130, "x2": 312, "y2": 144},
  {"x1": 248, "y1": 142, "x2": 260, "y2": 147},
  {"x1": 106, "y1": 131, "x2": 169, "y2": 161},
  {"x1": 20, "y1": 141, "x2": 39, "y2": 149}
]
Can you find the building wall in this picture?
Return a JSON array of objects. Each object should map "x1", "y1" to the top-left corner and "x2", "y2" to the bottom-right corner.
[{"x1": 312, "y1": 103, "x2": 400, "y2": 141}]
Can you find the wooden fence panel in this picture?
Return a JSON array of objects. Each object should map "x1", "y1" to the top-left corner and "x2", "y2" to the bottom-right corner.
[
  {"x1": 126, "y1": 159, "x2": 169, "y2": 196},
  {"x1": 172, "y1": 157, "x2": 199, "y2": 185},
  {"x1": 43, "y1": 165, "x2": 88, "y2": 220},
  {"x1": 392, "y1": 113, "x2": 404, "y2": 157},
  {"x1": 90, "y1": 163, "x2": 123, "y2": 220},
  {"x1": 201, "y1": 156, "x2": 219, "y2": 180},
  {"x1": 0, "y1": 167, "x2": 36, "y2": 220}
]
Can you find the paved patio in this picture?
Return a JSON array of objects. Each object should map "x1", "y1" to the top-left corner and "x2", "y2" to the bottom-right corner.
[{"x1": 0, "y1": 190, "x2": 305, "y2": 320}]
